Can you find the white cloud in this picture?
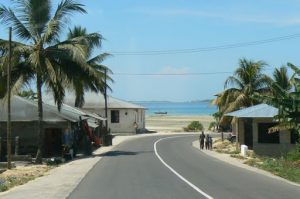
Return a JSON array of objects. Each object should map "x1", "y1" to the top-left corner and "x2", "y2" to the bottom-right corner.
[
  {"x1": 131, "y1": 7, "x2": 300, "y2": 26},
  {"x1": 229, "y1": 15, "x2": 300, "y2": 26}
]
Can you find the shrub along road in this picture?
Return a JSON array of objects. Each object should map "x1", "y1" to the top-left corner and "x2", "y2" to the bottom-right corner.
[{"x1": 68, "y1": 135, "x2": 300, "y2": 199}]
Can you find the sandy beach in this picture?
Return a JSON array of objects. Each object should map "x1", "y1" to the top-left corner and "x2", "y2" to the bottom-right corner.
[{"x1": 145, "y1": 115, "x2": 214, "y2": 133}]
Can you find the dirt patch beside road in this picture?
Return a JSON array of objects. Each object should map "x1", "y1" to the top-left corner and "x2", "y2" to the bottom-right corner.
[{"x1": 0, "y1": 164, "x2": 53, "y2": 192}]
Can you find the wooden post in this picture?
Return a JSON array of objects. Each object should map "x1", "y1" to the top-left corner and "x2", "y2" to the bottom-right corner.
[
  {"x1": 104, "y1": 69, "x2": 108, "y2": 131},
  {"x1": 7, "y1": 27, "x2": 12, "y2": 169},
  {"x1": 103, "y1": 69, "x2": 108, "y2": 145},
  {"x1": 15, "y1": 136, "x2": 19, "y2": 156},
  {"x1": 0, "y1": 137, "x2": 2, "y2": 161},
  {"x1": 236, "y1": 118, "x2": 239, "y2": 151}
]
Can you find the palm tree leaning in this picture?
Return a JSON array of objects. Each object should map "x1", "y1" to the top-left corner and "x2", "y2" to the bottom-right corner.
[
  {"x1": 0, "y1": 0, "x2": 104, "y2": 163},
  {"x1": 66, "y1": 26, "x2": 113, "y2": 108},
  {"x1": 221, "y1": 58, "x2": 271, "y2": 113}
]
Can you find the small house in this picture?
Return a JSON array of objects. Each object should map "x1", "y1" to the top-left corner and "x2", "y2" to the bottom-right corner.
[
  {"x1": 225, "y1": 104, "x2": 298, "y2": 156},
  {"x1": 54, "y1": 92, "x2": 146, "y2": 135},
  {"x1": 0, "y1": 96, "x2": 105, "y2": 159}
]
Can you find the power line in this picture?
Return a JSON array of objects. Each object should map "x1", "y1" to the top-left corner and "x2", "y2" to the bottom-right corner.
[
  {"x1": 111, "y1": 33, "x2": 300, "y2": 55},
  {"x1": 113, "y1": 72, "x2": 233, "y2": 76},
  {"x1": 112, "y1": 68, "x2": 274, "y2": 76}
]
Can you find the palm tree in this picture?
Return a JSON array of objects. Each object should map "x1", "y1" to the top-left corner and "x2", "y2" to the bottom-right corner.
[
  {"x1": 272, "y1": 66, "x2": 291, "y2": 93},
  {"x1": 254, "y1": 63, "x2": 300, "y2": 135},
  {"x1": 0, "y1": 0, "x2": 104, "y2": 162},
  {"x1": 212, "y1": 58, "x2": 272, "y2": 129},
  {"x1": 222, "y1": 58, "x2": 271, "y2": 113},
  {"x1": 18, "y1": 88, "x2": 37, "y2": 100},
  {"x1": 66, "y1": 26, "x2": 113, "y2": 107},
  {"x1": 0, "y1": 40, "x2": 34, "y2": 100}
]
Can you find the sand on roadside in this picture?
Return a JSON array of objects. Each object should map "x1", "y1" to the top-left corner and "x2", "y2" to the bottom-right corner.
[{"x1": 145, "y1": 115, "x2": 214, "y2": 133}]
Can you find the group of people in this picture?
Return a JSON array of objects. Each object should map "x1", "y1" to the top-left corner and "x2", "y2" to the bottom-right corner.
[{"x1": 199, "y1": 131, "x2": 213, "y2": 150}]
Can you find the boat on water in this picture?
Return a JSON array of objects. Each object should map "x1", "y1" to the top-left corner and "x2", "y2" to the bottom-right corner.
[{"x1": 154, "y1": 111, "x2": 168, "y2": 115}]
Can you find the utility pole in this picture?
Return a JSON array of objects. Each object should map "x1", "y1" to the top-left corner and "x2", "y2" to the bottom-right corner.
[
  {"x1": 103, "y1": 68, "x2": 108, "y2": 145},
  {"x1": 7, "y1": 27, "x2": 12, "y2": 169}
]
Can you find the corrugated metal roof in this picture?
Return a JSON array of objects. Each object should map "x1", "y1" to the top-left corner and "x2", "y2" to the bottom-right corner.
[
  {"x1": 44, "y1": 92, "x2": 145, "y2": 109},
  {"x1": 0, "y1": 96, "x2": 73, "y2": 122},
  {"x1": 43, "y1": 102, "x2": 106, "y2": 128},
  {"x1": 225, "y1": 104, "x2": 278, "y2": 118},
  {"x1": 0, "y1": 96, "x2": 106, "y2": 124},
  {"x1": 44, "y1": 102, "x2": 106, "y2": 121}
]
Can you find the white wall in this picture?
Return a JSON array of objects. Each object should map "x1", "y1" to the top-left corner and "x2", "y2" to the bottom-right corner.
[{"x1": 84, "y1": 108, "x2": 145, "y2": 134}]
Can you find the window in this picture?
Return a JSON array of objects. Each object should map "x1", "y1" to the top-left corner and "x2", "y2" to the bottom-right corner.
[
  {"x1": 258, "y1": 123, "x2": 279, "y2": 144},
  {"x1": 111, "y1": 110, "x2": 120, "y2": 123},
  {"x1": 291, "y1": 130, "x2": 299, "y2": 144}
]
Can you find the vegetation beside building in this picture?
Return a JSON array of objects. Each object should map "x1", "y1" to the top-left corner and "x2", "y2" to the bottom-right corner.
[
  {"x1": 184, "y1": 121, "x2": 204, "y2": 132},
  {"x1": 213, "y1": 139, "x2": 300, "y2": 184},
  {"x1": 0, "y1": 165, "x2": 53, "y2": 192}
]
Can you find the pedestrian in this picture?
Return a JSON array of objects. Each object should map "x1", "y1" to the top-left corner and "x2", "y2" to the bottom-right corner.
[
  {"x1": 205, "y1": 134, "x2": 209, "y2": 150},
  {"x1": 199, "y1": 131, "x2": 205, "y2": 150},
  {"x1": 208, "y1": 135, "x2": 213, "y2": 150}
]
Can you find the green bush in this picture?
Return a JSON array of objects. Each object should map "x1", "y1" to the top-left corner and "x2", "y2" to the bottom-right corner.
[
  {"x1": 285, "y1": 144, "x2": 300, "y2": 161},
  {"x1": 208, "y1": 121, "x2": 217, "y2": 131},
  {"x1": 184, "y1": 121, "x2": 204, "y2": 132},
  {"x1": 0, "y1": 178, "x2": 8, "y2": 192}
]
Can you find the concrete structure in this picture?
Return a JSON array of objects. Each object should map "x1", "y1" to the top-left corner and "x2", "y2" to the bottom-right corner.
[
  {"x1": 0, "y1": 96, "x2": 105, "y2": 159},
  {"x1": 225, "y1": 104, "x2": 298, "y2": 156},
  {"x1": 52, "y1": 92, "x2": 146, "y2": 135}
]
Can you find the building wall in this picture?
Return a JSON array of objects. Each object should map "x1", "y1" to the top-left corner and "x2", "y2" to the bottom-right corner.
[
  {"x1": 252, "y1": 118, "x2": 295, "y2": 156},
  {"x1": 84, "y1": 108, "x2": 145, "y2": 134},
  {"x1": 0, "y1": 121, "x2": 69, "y2": 156},
  {"x1": 232, "y1": 118, "x2": 295, "y2": 156},
  {"x1": 231, "y1": 119, "x2": 245, "y2": 145},
  {"x1": 238, "y1": 119, "x2": 245, "y2": 145}
]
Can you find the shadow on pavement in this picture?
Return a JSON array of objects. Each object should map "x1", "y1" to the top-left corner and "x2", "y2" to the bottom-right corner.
[{"x1": 95, "y1": 150, "x2": 154, "y2": 157}]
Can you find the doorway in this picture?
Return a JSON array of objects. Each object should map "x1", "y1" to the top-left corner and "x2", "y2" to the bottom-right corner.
[
  {"x1": 243, "y1": 119, "x2": 253, "y2": 149},
  {"x1": 45, "y1": 128, "x2": 63, "y2": 157}
]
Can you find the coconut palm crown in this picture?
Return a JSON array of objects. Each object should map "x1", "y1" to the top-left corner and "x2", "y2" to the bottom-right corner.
[
  {"x1": 0, "y1": 0, "x2": 105, "y2": 162},
  {"x1": 66, "y1": 26, "x2": 113, "y2": 108},
  {"x1": 214, "y1": 58, "x2": 271, "y2": 114}
]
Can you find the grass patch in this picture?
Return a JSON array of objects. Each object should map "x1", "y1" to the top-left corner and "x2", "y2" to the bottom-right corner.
[
  {"x1": 243, "y1": 145, "x2": 300, "y2": 183},
  {"x1": 250, "y1": 158, "x2": 300, "y2": 183},
  {"x1": 0, "y1": 164, "x2": 53, "y2": 192},
  {"x1": 230, "y1": 154, "x2": 247, "y2": 160},
  {"x1": 213, "y1": 139, "x2": 238, "y2": 154},
  {"x1": 0, "y1": 175, "x2": 36, "y2": 192},
  {"x1": 213, "y1": 138, "x2": 300, "y2": 183}
]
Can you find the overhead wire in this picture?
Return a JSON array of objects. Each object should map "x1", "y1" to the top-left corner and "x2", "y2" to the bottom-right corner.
[
  {"x1": 112, "y1": 68, "x2": 274, "y2": 76},
  {"x1": 110, "y1": 33, "x2": 289, "y2": 76},
  {"x1": 110, "y1": 33, "x2": 300, "y2": 55},
  {"x1": 113, "y1": 72, "x2": 233, "y2": 76}
]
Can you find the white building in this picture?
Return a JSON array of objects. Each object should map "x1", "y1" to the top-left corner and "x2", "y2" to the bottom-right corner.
[{"x1": 58, "y1": 92, "x2": 146, "y2": 135}]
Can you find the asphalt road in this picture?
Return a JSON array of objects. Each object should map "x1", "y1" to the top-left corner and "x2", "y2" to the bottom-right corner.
[{"x1": 68, "y1": 135, "x2": 300, "y2": 199}]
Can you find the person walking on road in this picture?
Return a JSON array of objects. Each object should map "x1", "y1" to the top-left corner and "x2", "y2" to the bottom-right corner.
[
  {"x1": 208, "y1": 135, "x2": 213, "y2": 150},
  {"x1": 205, "y1": 134, "x2": 209, "y2": 150},
  {"x1": 199, "y1": 131, "x2": 205, "y2": 150}
]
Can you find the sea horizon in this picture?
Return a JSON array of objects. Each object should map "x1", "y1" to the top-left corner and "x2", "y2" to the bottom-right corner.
[{"x1": 134, "y1": 101, "x2": 217, "y2": 116}]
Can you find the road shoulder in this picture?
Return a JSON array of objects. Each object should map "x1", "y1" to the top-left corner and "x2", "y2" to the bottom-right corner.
[
  {"x1": 0, "y1": 133, "x2": 159, "y2": 199},
  {"x1": 192, "y1": 140, "x2": 300, "y2": 187}
]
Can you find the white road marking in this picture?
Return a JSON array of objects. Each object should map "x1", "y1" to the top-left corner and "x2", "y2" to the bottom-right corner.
[{"x1": 154, "y1": 135, "x2": 214, "y2": 199}]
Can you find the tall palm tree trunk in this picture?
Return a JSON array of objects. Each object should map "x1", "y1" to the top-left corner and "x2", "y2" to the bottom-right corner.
[{"x1": 35, "y1": 72, "x2": 44, "y2": 163}]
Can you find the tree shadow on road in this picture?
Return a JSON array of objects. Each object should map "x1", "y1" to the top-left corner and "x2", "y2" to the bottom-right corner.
[{"x1": 95, "y1": 150, "x2": 154, "y2": 157}]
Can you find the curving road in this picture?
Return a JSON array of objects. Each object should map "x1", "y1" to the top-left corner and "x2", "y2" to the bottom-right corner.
[{"x1": 68, "y1": 135, "x2": 300, "y2": 199}]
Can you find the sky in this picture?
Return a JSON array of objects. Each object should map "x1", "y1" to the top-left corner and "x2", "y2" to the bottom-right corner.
[{"x1": 1, "y1": 0, "x2": 300, "y2": 102}]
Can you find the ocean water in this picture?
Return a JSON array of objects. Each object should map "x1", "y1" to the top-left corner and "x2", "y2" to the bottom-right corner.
[{"x1": 134, "y1": 101, "x2": 217, "y2": 116}]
